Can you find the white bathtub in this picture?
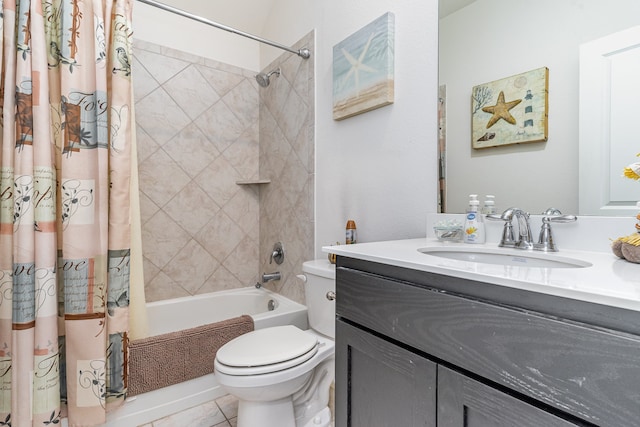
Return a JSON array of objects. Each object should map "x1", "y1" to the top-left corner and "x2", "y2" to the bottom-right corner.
[{"x1": 101, "y1": 287, "x2": 308, "y2": 427}]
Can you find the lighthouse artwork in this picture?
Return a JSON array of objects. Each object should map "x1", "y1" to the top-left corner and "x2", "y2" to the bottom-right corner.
[{"x1": 471, "y1": 67, "x2": 549, "y2": 149}]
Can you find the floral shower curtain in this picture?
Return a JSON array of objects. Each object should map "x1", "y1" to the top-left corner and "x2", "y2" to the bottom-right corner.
[{"x1": 0, "y1": 0, "x2": 134, "y2": 426}]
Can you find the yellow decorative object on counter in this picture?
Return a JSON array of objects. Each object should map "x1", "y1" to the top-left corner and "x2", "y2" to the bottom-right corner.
[
  {"x1": 612, "y1": 157, "x2": 640, "y2": 262},
  {"x1": 619, "y1": 233, "x2": 640, "y2": 246},
  {"x1": 623, "y1": 154, "x2": 640, "y2": 180}
]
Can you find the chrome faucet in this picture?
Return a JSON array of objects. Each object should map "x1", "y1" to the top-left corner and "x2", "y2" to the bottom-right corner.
[
  {"x1": 489, "y1": 207, "x2": 577, "y2": 252},
  {"x1": 487, "y1": 207, "x2": 532, "y2": 249},
  {"x1": 513, "y1": 209, "x2": 534, "y2": 249},
  {"x1": 261, "y1": 271, "x2": 281, "y2": 283}
]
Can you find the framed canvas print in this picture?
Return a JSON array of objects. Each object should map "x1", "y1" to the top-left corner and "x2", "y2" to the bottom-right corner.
[
  {"x1": 332, "y1": 12, "x2": 395, "y2": 121},
  {"x1": 471, "y1": 67, "x2": 549, "y2": 148}
]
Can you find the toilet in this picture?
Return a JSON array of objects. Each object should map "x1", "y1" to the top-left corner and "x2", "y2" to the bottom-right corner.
[{"x1": 214, "y1": 260, "x2": 336, "y2": 427}]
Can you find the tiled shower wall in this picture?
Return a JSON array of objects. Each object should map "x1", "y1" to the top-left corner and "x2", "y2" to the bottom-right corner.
[
  {"x1": 259, "y1": 33, "x2": 315, "y2": 304},
  {"x1": 134, "y1": 40, "x2": 260, "y2": 302},
  {"x1": 133, "y1": 33, "x2": 314, "y2": 304}
]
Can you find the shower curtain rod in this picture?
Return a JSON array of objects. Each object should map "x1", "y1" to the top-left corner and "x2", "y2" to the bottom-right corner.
[{"x1": 136, "y1": 0, "x2": 311, "y2": 59}]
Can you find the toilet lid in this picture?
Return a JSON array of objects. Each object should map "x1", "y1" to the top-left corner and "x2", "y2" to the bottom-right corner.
[{"x1": 216, "y1": 325, "x2": 318, "y2": 370}]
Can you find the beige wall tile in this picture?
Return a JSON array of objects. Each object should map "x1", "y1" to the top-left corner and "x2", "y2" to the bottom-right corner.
[
  {"x1": 163, "y1": 183, "x2": 220, "y2": 236},
  {"x1": 163, "y1": 239, "x2": 220, "y2": 294},
  {"x1": 194, "y1": 102, "x2": 246, "y2": 153},
  {"x1": 135, "y1": 34, "x2": 313, "y2": 305},
  {"x1": 164, "y1": 65, "x2": 220, "y2": 120},
  {"x1": 141, "y1": 210, "x2": 190, "y2": 269},
  {"x1": 259, "y1": 34, "x2": 315, "y2": 304},
  {"x1": 131, "y1": 56, "x2": 159, "y2": 103},
  {"x1": 196, "y1": 65, "x2": 244, "y2": 98},
  {"x1": 134, "y1": 48, "x2": 190, "y2": 85},
  {"x1": 145, "y1": 271, "x2": 189, "y2": 302},
  {"x1": 198, "y1": 265, "x2": 244, "y2": 294},
  {"x1": 135, "y1": 125, "x2": 159, "y2": 163},
  {"x1": 194, "y1": 156, "x2": 242, "y2": 207},
  {"x1": 195, "y1": 209, "x2": 246, "y2": 263},
  {"x1": 163, "y1": 124, "x2": 221, "y2": 179},
  {"x1": 139, "y1": 148, "x2": 191, "y2": 207},
  {"x1": 135, "y1": 88, "x2": 192, "y2": 145}
]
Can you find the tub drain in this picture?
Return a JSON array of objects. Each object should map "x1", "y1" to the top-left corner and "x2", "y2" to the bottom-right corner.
[{"x1": 267, "y1": 299, "x2": 276, "y2": 311}]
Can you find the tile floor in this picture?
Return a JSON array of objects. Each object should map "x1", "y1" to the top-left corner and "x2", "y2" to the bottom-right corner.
[
  {"x1": 139, "y1": 394, "x2": 238, "y2": 427},
  {"x1": 139, "y1": 391, "x2": 334, "y2": 427}
]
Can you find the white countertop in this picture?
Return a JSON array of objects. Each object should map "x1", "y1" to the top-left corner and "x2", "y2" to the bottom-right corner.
[{"x1": 324, "y1": 238, "x2": 640, "y2": 312}]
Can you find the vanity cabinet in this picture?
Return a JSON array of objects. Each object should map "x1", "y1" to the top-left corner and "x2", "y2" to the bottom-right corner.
[
  {"x1": 437, "y1": 366, "x2": 577, "y2": 427},
  {"x1": 336, "y1": 320, "x2": 436, "y2": 427},
  {"x1": 335, "y1": 257, "x2": 640, "y2": 427}
]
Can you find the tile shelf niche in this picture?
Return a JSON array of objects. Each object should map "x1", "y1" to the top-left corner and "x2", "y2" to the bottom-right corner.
[{"x1": 235, "y1": 179, "x2": 271, "y2": 185}]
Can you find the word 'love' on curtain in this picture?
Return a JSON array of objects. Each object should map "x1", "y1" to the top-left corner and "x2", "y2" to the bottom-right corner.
[{"x1": 0, "y1": 0, "x2": 134, "y2": 426}]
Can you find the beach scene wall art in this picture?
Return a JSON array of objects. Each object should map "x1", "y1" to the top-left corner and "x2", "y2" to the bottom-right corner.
[
  {"x1": 332, "y1": 12, "x2": 395, "y2": 121},
  {"x1": 471, "y1": 67, "x2": 549, "y2": 149}
]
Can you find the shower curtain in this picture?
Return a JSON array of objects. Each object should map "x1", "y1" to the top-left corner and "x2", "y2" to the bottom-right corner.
[{"x1": 0, "y1": 0, "x2": 135, "y2": 426}]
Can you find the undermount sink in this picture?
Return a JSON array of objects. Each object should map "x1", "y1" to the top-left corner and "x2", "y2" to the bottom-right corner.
[{"x1": 418, "y1": 247, "x2": 592, "y2": 269}]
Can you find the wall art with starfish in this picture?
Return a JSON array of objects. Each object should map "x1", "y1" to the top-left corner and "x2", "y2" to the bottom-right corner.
[
  {"x1": 332, "y1": 12, "x2": 395, "y2": 121},
  {"x1": 471, "y1": 67, "x2": 548, "y2": 149}
]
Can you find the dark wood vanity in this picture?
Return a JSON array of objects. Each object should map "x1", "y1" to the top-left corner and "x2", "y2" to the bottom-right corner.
[{"x1": 335, "y1": 256, "x2": 640, "y2": 427}]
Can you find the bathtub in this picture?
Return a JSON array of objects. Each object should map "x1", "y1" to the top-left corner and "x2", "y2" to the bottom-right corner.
[{"x1": 101, "y1": 287, "x2": 308, "y2": 427}]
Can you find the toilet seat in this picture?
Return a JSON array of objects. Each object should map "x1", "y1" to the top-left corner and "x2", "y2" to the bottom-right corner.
[{"x1": 215, "y1": 325, "x2": 319, "y2": 376}]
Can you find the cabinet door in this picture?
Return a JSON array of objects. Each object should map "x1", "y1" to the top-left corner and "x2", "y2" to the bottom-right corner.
[
  {"x1": 335, "y1": 320, "x2": 436, "y2": 427},
  {"x1": 437, "y1": 366, "x2": 579, "y2": 427}
]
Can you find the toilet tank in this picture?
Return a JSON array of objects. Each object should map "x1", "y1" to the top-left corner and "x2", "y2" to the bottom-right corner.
[{"x1": 301, "y1": 260, "x2": 336, "y2": 339}]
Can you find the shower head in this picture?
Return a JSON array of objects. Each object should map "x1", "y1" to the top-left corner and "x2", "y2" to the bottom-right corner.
[{"x1": 255, "y1": 68, "x2": 281, "y2": 88}]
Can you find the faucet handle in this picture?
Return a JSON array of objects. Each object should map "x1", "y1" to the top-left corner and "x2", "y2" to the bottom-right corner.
[
  {"x1": 546, "y1": 214, "x2": 577, "y2": 223},
  {"x1": 486, "y1": 209, "x2": 517, "y2": 247},
  {"x1": 488, "y1": 207, "x2": 519, "y2": 221},
  {"x1": 486, "y1": 213, "x2": 506, "y2": 221},
  {"x1": 535, "y1": 210, "x2": 577, "y2": 252},
  {"x1": 541, "y1": 208, "x2": 577, "y2": 224},
  {"x1": 269, "y1": 242, "x2": 284, "y2": 265},
  {"x1": 541, "y1": 207, "x2": 563, "y2": 216}
]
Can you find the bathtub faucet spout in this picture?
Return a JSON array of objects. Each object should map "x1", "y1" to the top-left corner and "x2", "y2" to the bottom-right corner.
[{"x1": 262, "y1": 272, "x2": 281, "y2": 283}]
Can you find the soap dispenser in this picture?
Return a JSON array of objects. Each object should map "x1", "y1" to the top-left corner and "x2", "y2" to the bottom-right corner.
[
  {"x1": 482, "y1": 195, "x2": 496, "y2": 215},
  {"x1": 464, "y1": 194, "x2": 486, "y2": 244}
]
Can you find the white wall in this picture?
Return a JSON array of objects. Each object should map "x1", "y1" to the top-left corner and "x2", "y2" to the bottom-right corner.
[
  {"x1": 440, "y1": 0, "x2": 640, "y2": 214},
  {"x1": 133, "y1": 2, "x2": 261, "y2": 70},
  {"x1": 260, "y1": 1, "x2": 314, "y2": 67},
  {"x1": 263, "y1": 0, "x2": 440, "y2": 257}
]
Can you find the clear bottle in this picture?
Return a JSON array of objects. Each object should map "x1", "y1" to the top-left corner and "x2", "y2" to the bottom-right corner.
[
  {"x1": 463, "y1": 195, "x2": 486, "y2": 244},
  {"x1": 482, "y1": 195, "x2": 496, "y2": 215}
]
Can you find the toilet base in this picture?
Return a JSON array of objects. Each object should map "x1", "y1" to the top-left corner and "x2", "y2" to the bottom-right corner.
[
  {"x1": 300, "y1": 406, "x2": 331, "y2": 427},
  {"x1": 237, "y1": 399, "x2": 331, "y2": 427},
  {"x1": 237, "y1": 397, "x2": 296, "y2": 427}
]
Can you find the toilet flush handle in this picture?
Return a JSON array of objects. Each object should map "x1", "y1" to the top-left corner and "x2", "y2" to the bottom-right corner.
[{"x1": 326, "y1": 291, "x2": 336, "y2": 301}]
